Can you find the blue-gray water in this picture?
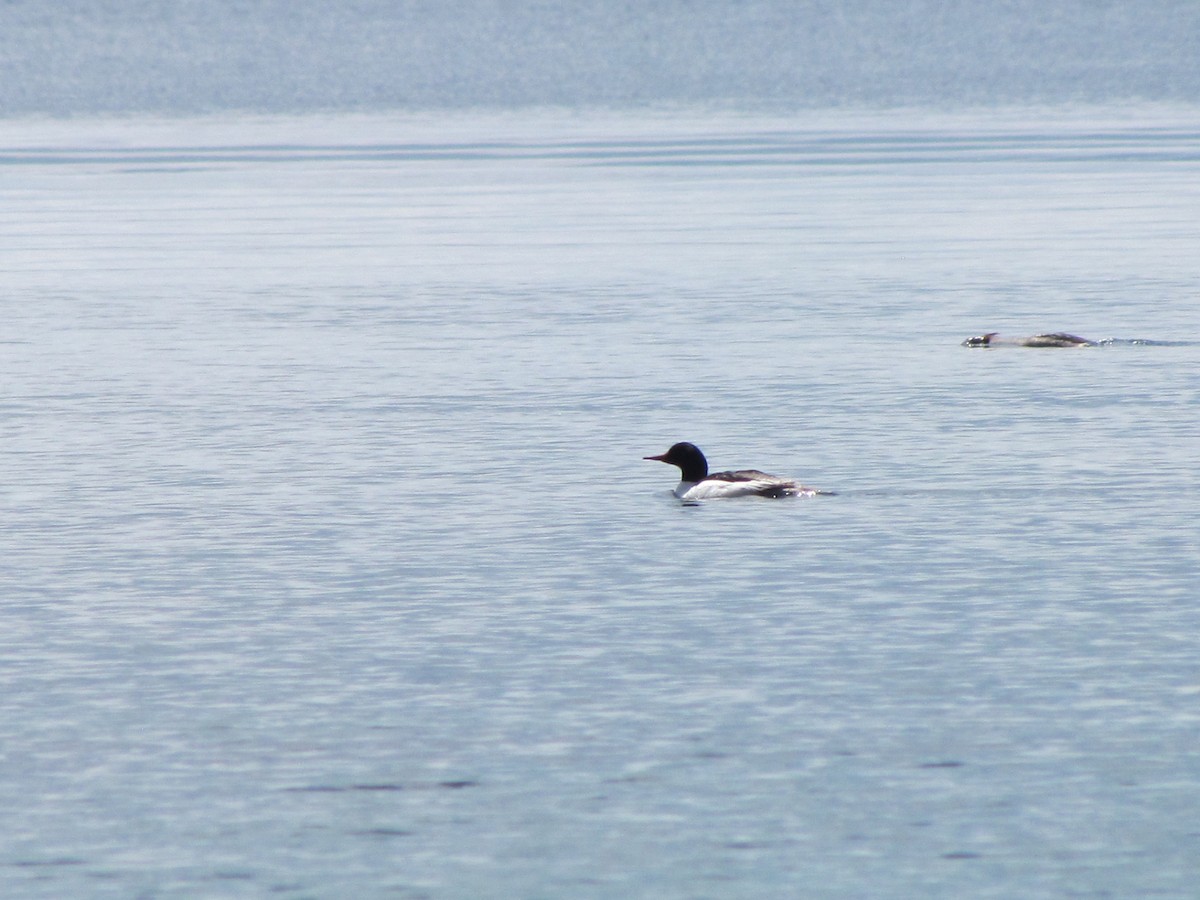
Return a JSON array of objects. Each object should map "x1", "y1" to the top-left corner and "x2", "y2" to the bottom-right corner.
[
  {"x1": 4, "y1": 1, "x2": 1200, "y2": 114},
  {"x1": 4, "y1": 107, "x2": 1199, "y2": 897}
]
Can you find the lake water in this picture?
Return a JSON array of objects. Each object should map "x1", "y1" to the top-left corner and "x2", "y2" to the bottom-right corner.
[{"x1": 3, "y1": 107, "x2": 1200, "y2": 898}]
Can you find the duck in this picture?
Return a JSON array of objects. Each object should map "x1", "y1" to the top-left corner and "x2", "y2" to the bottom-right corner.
[
  {"x1": 962, "y1": 332, "x2": 1094, "y2": 348},
  {"x1": 643, "y1": 442, "x2": 828, "y2": 501}
]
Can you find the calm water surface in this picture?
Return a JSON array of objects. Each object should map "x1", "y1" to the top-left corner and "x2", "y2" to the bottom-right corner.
[{"x1": 3, "y1": 108, "x2": 1200, "y2": 897}]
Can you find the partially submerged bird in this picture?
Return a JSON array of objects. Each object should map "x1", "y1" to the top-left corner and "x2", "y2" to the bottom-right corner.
[
  {"x1": 643, "y1": 441, "x2": 828, "y2": 501},
  {"x1": 962, "y1": 332, "x2": 1094, "y2": 348}
]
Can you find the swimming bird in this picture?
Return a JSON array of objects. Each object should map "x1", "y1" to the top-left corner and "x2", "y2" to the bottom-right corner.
[
  {"x1": 962, "y1": 332, "x2": 1094, "y2": 348},
  {"x1": 643, "y1": 442, "x2": 827, "y2": 501}
]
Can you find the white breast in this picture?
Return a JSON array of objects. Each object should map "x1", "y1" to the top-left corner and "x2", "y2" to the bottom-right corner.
[{"x1": 675, "y1": 479, "x2": 781, "y2": 500}]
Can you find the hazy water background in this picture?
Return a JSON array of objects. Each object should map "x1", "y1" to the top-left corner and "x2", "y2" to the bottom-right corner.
[
  {"x1": 4, "y1": 107, "x2": 1199, "y2": 898},
  {"x1": 4, "y1": 2, "x2": 1200, "y2": 897}
]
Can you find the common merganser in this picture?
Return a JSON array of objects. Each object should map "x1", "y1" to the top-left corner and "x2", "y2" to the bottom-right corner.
[
  {"x1": 962, "y1": 332, "x2": 1094, "y2": 348},
  {"x1": 643, "y1": 442, "x2": 828, "y2": 501}
]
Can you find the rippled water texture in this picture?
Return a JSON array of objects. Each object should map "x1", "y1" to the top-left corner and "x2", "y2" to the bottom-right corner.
[{"x1": 3, "y1": 109, "x2": 1200, "y2": 897}]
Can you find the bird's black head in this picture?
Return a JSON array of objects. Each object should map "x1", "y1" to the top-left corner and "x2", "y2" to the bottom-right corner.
[
  {"x1": 643, "y1": 442, "x2": 709, "y2": 482},
  {"x1": 962, "y1": 332, "x2": 998, "y2": 347}
]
